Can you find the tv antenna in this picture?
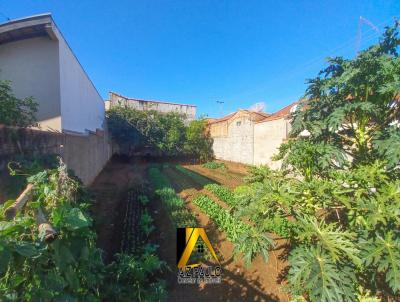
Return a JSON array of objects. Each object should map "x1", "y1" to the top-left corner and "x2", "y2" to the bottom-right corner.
[
  {"x1": 356, "y1": 16, "x2": 379, "y2": 54},
  {"x1": 216, "y1": 101, "x2": 225, "y2": 117}
]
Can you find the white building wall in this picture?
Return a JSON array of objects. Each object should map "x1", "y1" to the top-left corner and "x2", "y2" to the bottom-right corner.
[
  {"x1": 0, "y1": 37, "x2": 62, "y2": 131},
  {"x1": 212, "y1": 116, "x2": 254, "y2": 165},
  {"x1": 56, "y1": 27, "x2": 105, "y2": 133},
  {"x1": 253, "y1": 118, "x2": 290, "y2": 169}
]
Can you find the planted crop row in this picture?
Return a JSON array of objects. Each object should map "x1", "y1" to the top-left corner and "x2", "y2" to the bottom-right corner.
[
  {"x1": 148, "y1": 167, "x2": 197, "y2": 228},
  {"x1": 203, "y1": 161, "x2": 226, "y2": 170},
  {"x1": 148, "y1": 167, "x2": 171, "y2": 190},
  {"x1": 192, "y1": 194, "x2": 250, "y2": 242},
  {"x1": 204, "y1": 184, "x2": 235, "y2": 207},
  {"x1": 121, "y1": 190, "x2": 141, "y2": 253},
  {"x1": 192, "y1": 194, "x2": 274, "y2": 265},
  {"x1": 174, "y1": 165, "x2": 213, "y2": 186}
]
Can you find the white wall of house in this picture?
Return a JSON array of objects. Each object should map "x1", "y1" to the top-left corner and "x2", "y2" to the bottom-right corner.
[
  {"x1": 56, "y1": 27, "x2": 105, "y2": 133},
  {"x1": 0, "y1": 36, "x2": 62, "y2": 131},
  {"x1": 253, "y1": 118, "x2": 290, "y2": 169},
  {"x1": 213, "y1": 115, "x2": 254, "y2": 165}
]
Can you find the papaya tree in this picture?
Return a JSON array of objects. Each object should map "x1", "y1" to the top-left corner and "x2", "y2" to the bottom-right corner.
[{"x1": 233, "y1": 22, "x2": 400, "y2": 301}]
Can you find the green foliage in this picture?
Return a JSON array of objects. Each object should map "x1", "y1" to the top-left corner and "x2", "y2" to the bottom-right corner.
[
  {"x1": 202, "y1": 161, "x2": 226, "y2": 170},
  {"x1": 192, "y1": 194, "x2": 273, "y2": 265},
  {"x1": 234, "y1": 228, "x2": 274, "y2": 266},
  {"x1": 231, "y1": 23, "x2": 400, "y2": 301},
  {"x1": 184, "y1": 119, "x2": 214, "y2": 162},
  {"x1": 244, "y1": 165, "x2": 276, "y2": 184},
  {"x1": 107, "y1": 107, "x2": 213, "y2": 160},
  {"x1": 280, "y1": 22, "x2": 400, "y2": 172},
  {"x1": 104, "y1": 253, "x2": 167, "y2": 302},
  {"x1": 204, "y1": 184, "x2": 234, "y2": 206},
  {"x1": 288, "y1": 246, "x2": 357, "y2": 302},
  {"x1": 0, "y1": 162, "x2": 105, "y2": 301},
  {"x1": 0, "y1": 162, "x2": 167, "y2": 301},
  {"x1": 148, "y1": 167, "x2": 171, "y2": 190},
  {"x1": 0, "y1": 80, "x2": 38, "y2": 127},
  {"x1": 174, "y1": 165, "x2": 213, "y2": 186},
  {"x1": 361, "y1": 231, "x2": 400, "y2": 293},
  {"x1": 148, "y1": 167, "x2": 197, "y2": 227}
]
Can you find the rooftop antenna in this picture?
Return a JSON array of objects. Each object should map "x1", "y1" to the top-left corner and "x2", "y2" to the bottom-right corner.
[
  {"x1": 216, "y1": 101, "x2": 225, "y2": 117},
  {"x1": 356, "y1": 16, "x2": 379, "y2": 55}
]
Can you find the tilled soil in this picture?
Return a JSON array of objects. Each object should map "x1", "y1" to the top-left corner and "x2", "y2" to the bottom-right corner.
[
  {"x1": 165, "y1": 166, "x2": 290, "y2": 302},
  {"x1": 90, "y1": 157, "x2": 289, "y2": 301},
  {"x1": 89, "y1": 156, "x2": 148, "y2": 262},
  {"x1": 182, "y1": 161, "x2": 248, "y2": 188}
]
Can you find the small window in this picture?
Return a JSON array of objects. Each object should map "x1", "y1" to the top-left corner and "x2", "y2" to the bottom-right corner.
[{"x1": 236, "y1": 121, "x2": 241, "y2": 126}]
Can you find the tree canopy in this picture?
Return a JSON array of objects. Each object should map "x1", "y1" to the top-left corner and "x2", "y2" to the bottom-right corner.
[
  {"x1": 106, "y1": 106, "x2": 213, "y2": 161},
  {"x1": 0, "y1": 80, "x2": 38, "y2": 128}
]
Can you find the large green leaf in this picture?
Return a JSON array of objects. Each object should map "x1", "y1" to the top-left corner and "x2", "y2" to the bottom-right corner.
[
  {"x1": 361, "y1": 232, "x2": 400, "y2": 293},
  {"x1": 63, "y1": 208, "x2": 90, "y2": 231},
  {"x1": 288, "y1": 245, "x2": 357, "y2": 302},
  {"x1": 14, "y1": 242, "x2": 40, "y2": 258}
]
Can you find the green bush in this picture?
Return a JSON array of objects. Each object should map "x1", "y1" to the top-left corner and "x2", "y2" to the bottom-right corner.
[{"x1": 107, "y1": 107, "x2": 213, "y2": 160}]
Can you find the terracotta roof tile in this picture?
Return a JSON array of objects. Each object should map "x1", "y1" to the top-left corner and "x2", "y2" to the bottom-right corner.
[{"x1": 256, "y1": 102, "x2": 299, "y2": 123}]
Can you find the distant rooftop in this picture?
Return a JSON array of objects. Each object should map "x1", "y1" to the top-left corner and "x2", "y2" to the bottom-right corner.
[{"x1": 109, "y1": 91, "x2": 197, "y2": 108}]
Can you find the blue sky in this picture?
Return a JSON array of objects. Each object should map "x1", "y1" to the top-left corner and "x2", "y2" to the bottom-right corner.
[{"x1": 1, "y1": 1, "x2": 399, "y2": 117}]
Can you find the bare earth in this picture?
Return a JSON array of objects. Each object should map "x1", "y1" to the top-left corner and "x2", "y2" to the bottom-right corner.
[{"x1": 90, "y1": 157, "x2": 289, "y2": 301}]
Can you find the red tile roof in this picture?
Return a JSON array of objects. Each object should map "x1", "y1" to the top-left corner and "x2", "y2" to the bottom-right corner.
[
  {"x1": 209, "y1": 109, "x2": 271, "y2": 124},
  {"x1": 256, "y1": 102, "x2": 298, "y2": 123}
]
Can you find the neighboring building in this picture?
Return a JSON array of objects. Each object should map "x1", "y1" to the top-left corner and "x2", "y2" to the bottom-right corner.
[
  {"x1": 108, "y1": 91, "x2": 197, "y2": 121},
  {"x1": 0, "y1": 14, "x2": 111, "y2": 184},
  {"x1": 253, "y1": 102, "x2": 298, "y2": 168},
  {"x1": 208, "y1": 110, "x2": 271, "y2": 165},
  {"x1": 208, "y1": 103, "x2": 298, "y2": 167},
  {"x1": 0, "y1": 13, "x2": 105, "y2": 134}
]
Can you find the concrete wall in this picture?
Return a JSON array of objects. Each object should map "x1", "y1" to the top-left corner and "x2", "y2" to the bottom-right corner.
[
  {"x1": 210, "y1": 113, "x2": 291, "y2": 168},
  {"x1": 254, "y1": 118, "x2": 290, "y2": 169},
  {"x1": 213, "y1": 113, "x2": 254, "y2": 165},
  {"x1": 0, "y1": 125, "x2": 112, "y2": 185},
  {"x1": 57, "y1": 27, "x2": 105, "y2": 133},
  {"x1": 109, "y1": 92, "x2": 197, "y2": 121},
  {"x1": 0, "y1": 37, "x2": 62, "y2": 131}
]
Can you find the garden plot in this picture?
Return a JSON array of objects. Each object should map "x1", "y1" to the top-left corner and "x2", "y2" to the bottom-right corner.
[{"x1": 149, "y1": 163, "x2": 290, "y2": 302}]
